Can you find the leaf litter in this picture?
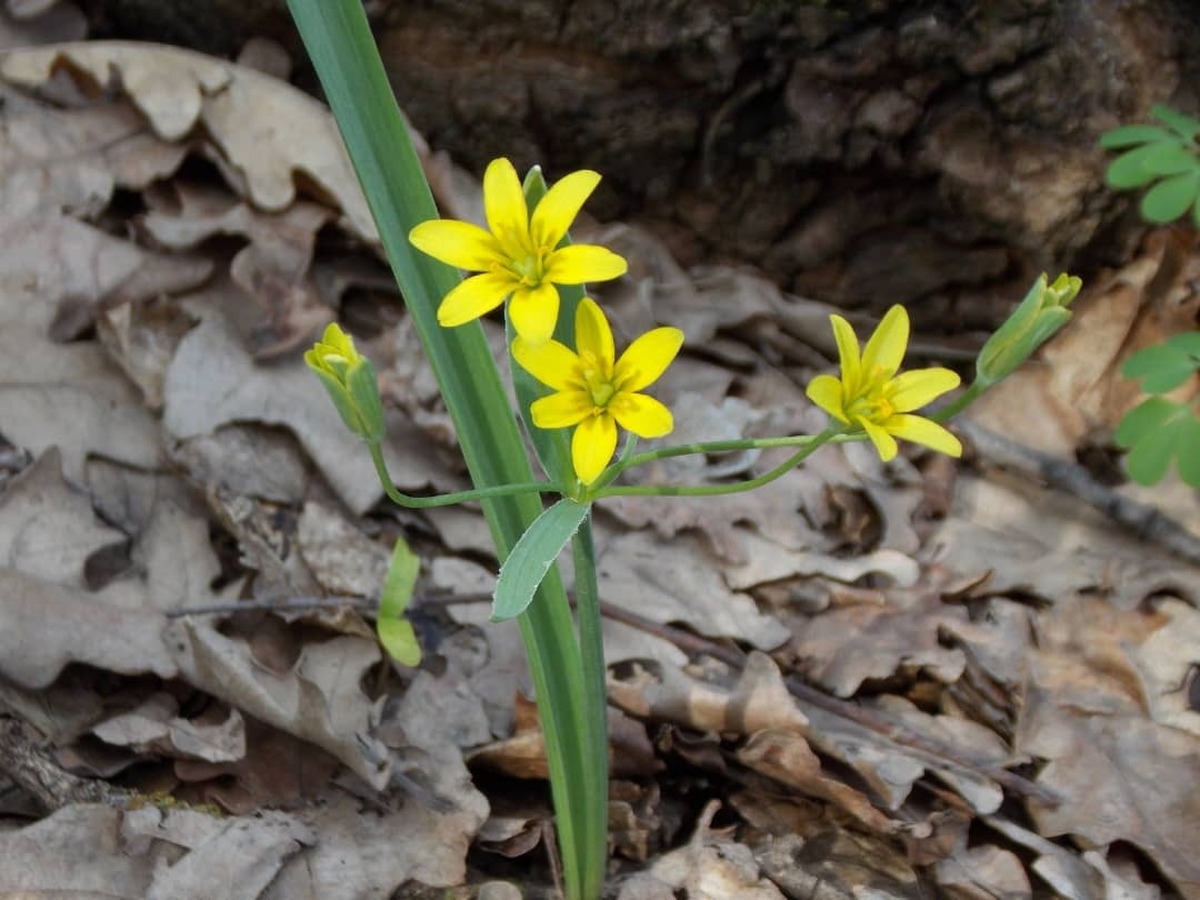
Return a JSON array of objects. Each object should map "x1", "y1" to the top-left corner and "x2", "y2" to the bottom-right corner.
[{"x1": 0, "y1": 28, "x2": 1196, "y2": 900}]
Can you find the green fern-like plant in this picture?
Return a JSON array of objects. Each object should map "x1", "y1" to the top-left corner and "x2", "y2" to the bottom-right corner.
[
  {"x1": 1101, "y1": 105, "x2": 1200, "y2": 486},
  {"x1": 1101, "y1": 104, "x2": 1200, "y2": 226},
  {"x1": 1114, "y1": 334, "x2": 1200, "y2": 487}
]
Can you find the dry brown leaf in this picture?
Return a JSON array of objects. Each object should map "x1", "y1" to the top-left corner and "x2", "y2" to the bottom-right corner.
[
  {"x1": 123, "y1": 805, "x2": 314, "y2": 900},
  {"x1": 296, "y1": 501, "x2": 390, "y2": 600},
  {"x1": 608, "y1": 652, "x2": 808, "y2": 736},
  {"x1": 0, "y1": 321, "x2": 168, "y2": 484},
  {"x1": 932, "y1": 471, "x2": 1200, "y2": 609},
  {"x1": 985, "y1": 816, "x2": 1164, "y2": 900},
  {"x1": 90, "y1": 693, "x2": 245, "y2": 764},
  {"x1": 165, "y1": 616, "x2": 390, "y2": 789},
  {"x1": 1, "y1": 42, "x2": 378, "y2": 240},
  {"x1": 595, "y1": 529, "x2": 790, "y2": 652},
  {"x1": 622, "y1": 801, "x2": 786, "y2": 900},
  {"x1": 0, "y1": 449, "x2": 125, "y2": 588},
  {"x1": 163, "y1": 303, "x2": 454, "y2": 516},
  {"x1": 934, "y1": 845, "x2": 1032, "y2": 900},
  {"x1": 265, "y1": 791, "x2": 487, "y2": 900},
  {"x1": 1017, "y1": 686, "x2": 1200, "y2": 898},
  {"x1": 791, "y1": 587, "x2": 968, "y2": 698},
  {"x1": 747, "y1": 829, "x2": 923, "y2": 900},
  {"x1": 735, "y1": 729, "x2": 899, "y2": 834},
  {"x1": 174, "y1": 717, "x2": 341, "y2": 814},
  {"x1": 0, "y1": 568, "x2": 177, "y2": 689}
]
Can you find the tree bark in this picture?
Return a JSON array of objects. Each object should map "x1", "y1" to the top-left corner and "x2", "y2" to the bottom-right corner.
[{"x1": 85, "y1": 0, "x2": 1200, "y2": 325}]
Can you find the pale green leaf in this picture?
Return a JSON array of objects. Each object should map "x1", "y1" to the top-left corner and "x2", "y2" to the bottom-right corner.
[{"x1": 493, "y1": 500, "x2": 591, "y2": 621}]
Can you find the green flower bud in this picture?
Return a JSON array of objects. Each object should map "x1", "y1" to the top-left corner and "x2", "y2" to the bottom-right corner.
[
  {"x1": 976, "y1": 273, "x2": 1081, "y2": 386},
  {"x1": 305, "y1": 323, "x2": 385, "y2": 441}
]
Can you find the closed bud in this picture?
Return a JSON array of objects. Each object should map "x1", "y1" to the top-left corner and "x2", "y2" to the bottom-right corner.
[
  {"x1": 976, "y1": 273, "x2": 1081, "y2": 386},
  {"x1": 305, "y1": 323, "x2": 385, "y2": 441}
]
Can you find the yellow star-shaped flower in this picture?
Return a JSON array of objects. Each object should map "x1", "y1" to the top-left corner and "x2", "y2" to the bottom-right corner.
[
  {"x1": 806, "y1": 306, "x2": 962, "y2": 461},
  {"x1": 409, "y1": 158, "x2": 628, "y2": 345},
  {"x1": 513, "y1": 298, "x2": 683, "y2": 485}
]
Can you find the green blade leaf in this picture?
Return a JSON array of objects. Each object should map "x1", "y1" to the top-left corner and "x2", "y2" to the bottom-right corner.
[
  {"x1": 1140, "y1": 171, "x2": 1200, "y2": 223},
  {"x1": 1099, "y1": 124, "x2": 1177, "y2": 149},
  {"x1": 493, "y1": 500, "x2": 591, "y2": 621},
  {"x1": 377, "y1": 535, "x2": 421, "y2": 666}
]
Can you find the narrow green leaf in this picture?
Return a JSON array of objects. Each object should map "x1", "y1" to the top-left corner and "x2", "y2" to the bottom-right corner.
[
  {"x1": 1099, "y1": 124, "x2": 1176, "y2": 149},
  {"x1": 1141, "y1": 171, "x2": 1200, "y2": 223},
  {"x1": 493, "y1": 500, "x2": 591, "y2": 621},
  {"x1": 1153, "y1": 104, "x2": 1200, "y2": 140}
]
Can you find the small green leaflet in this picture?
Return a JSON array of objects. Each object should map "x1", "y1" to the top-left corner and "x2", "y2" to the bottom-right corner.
[
  {"x1": 492, "y1": 499, "x2": 591, "y2": 621},
  {"x1": 1115, "y1": 396, "x2": 1200, "y2": 488},
  {"x1": 377, "y1": 534, "x2": 422, "y2": 666}
]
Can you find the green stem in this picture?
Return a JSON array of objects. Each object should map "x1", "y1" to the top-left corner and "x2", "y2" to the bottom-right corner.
[
  {"x1": 368, "y1": 442, "x2": 561, "y2": 507},
  {"x1": 571, "y1": 513, "x2": 609, "y2": 891},
  {"x1": 590, "y1": 427, "x2": 842, "y2": 499},
  {"x1": 930, "y1": 379, "x2": 988, "y2": 424}
]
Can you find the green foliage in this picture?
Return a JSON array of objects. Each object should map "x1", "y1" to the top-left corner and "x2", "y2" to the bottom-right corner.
[
  {"x1": 1115, "y1": 335, "x2": 1200, "y2": 487},
  {"x1": 377, "y1": 536, "x2": 422, "y2": 666},
  {"x1": 493, "y1": 499, "x2": 591, "y2": 621},
  {"x1": 1100, "y1": 104, "x2": 1200, "y2": 226}
]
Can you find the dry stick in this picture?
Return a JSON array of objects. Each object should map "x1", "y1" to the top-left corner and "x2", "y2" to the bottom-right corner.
[
  {"x1": 0, "y1": 717, "x2": 130, "y2": 810},
  {"x1": 170, "y1": 591, "x2": 1058, "y2": 805},
  {"x1": 957, "y1": 418, "x2": 1200, "y2": 567}
]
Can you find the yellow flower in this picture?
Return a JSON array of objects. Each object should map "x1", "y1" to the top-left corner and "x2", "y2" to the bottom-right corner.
[
  {"x1": 305, "y1": 323, "x2": 385, "y2": 441},
  {"x1": 513, "y1": 298, "x2": 683, "y2": 485},
  {"x1": 409, "y1": 158, "x2": 628, "y2": 345},
  {"x1": 806, "y1": 306, "x2": 962, "y2": 461}
]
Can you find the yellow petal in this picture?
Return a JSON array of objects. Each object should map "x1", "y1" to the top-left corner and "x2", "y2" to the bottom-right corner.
[
  {"x1": 859, "y1": 417, "x2": 898, "y2": 461},
  {"x1": 575, "y1": 298, "x2": 615, "y2": 370},
  {"x1": 512, "y1": 337, "x2": 581, "y2": 392},
  {"x1": 531, "y1": 390, "x2": 594, "y2": 428},
  {"x1": 483, "y1": 158, "x2": 531, "y2": 257},
  {"x1": 613, "y1": 326, "x2": 683, "y2": 393},
  {"x1": 530, "y1": 169, "x2": 600, "y2": 250},
  {"x1": 545, "y1": 244, "x2": 628, "y2": 285},
  {"x1": 829, "y1": 315, "x2": 862, "y2": 393},
  {"x1": 887, "y1": 367, "x2": 961, "y2": 411},
  {"x1": 884, "y1": 414, "x2": 963, "y2": 457},
  {"x1": 861, "y1": 305, "x2": 908, "y2": 381},
  {"x1": 572, "y1": 413, "x2": 618, "y2": 484},
  {"x1": 805, "y1": 374, "x2": 849, "y2": 423},
  {"x1": 437, "y1": 271, "x2": 514, "y2": 326},
  {"x1": 409, "y1": 219, "x2": 504, "y2": 271},
  {"x1": 609, "y1": 392, "x2": 673, "y2": 438},
  {"x1": 508, "y1": 282, "x2": 560, "y2": 345}
]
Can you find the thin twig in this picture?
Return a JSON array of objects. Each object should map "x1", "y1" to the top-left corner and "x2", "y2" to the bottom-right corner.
[
  {"x1": 0, "y1": 717, "x2": 130, "y2": 811},
  {"x1": 958, "y1": 418, "x2": 1200, "y2": 567}
]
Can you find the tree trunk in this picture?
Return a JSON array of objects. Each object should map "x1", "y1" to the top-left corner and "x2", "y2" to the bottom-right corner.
[{"x1": 86, "y1": 0, "x2": 1200, "y2": 325}]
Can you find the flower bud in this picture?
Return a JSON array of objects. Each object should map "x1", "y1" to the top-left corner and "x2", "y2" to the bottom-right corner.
[
  {"x1": 305, "y1": 323, "x2": 385, "y2": 441},
  {"x1": 976, "y1": 273, "x2": 1081, "y2": 385}
]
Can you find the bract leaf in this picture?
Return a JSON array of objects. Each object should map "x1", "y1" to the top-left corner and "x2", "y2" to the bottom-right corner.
[
  {"x1": 377, "y1": 535, "x2": 422, "y2": 666},
  {"x1": 493, "y1": 499, "x2": 590, "y2": 621}
]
